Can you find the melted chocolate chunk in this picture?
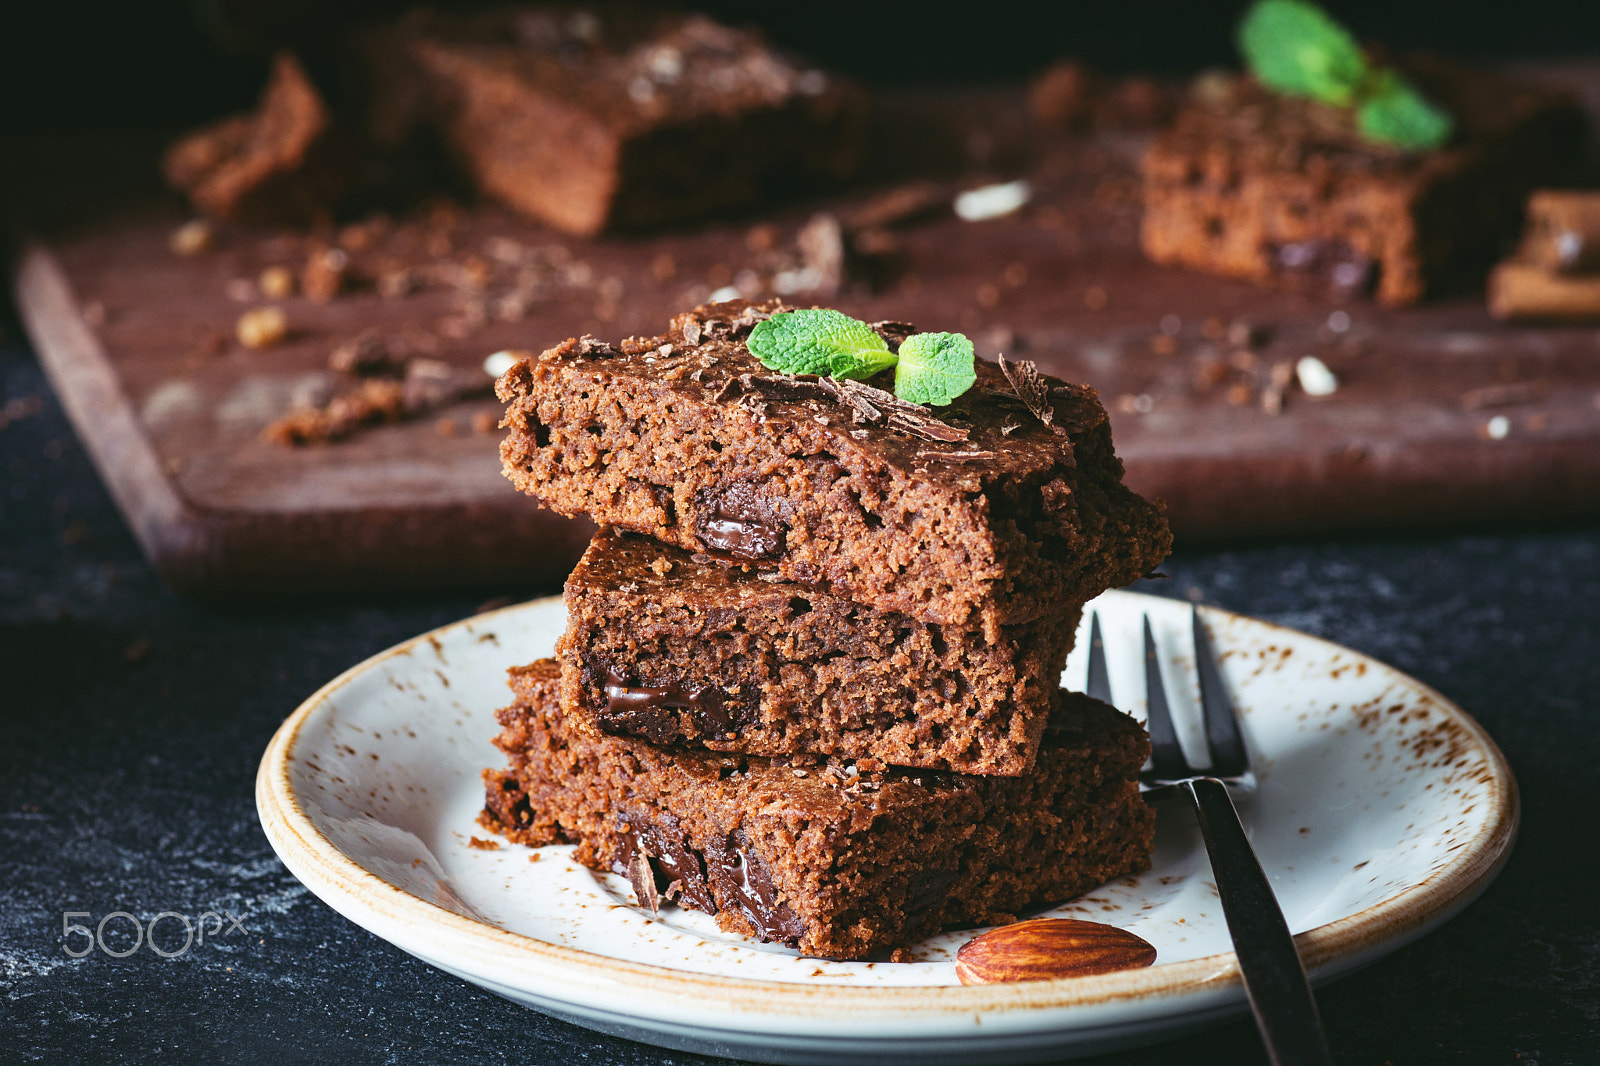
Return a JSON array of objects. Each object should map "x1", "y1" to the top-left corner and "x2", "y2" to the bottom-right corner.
[
  {"x1": 693, "y1": 483, "x2": 787, "y2": 560},
  {"x1": 599, "y1": 665, "x2": 736, "y2": 742},
  {"x1": 707, "y1": 830, "x2": 805, "y2": 946},
  {"x1": 613, "y1": 813, "x2": 716, "y2": 913},
  {"x1": 902, "y1": 867, "x2": 959, "y2": 934}
]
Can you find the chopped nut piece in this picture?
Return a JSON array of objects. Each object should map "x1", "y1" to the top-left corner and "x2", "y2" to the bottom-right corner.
[
  {"x1": 258, "y1": 265, "x2": 295, "y2": 299},
  {"x1": 1261, "y1": 360, "x2": 1295, "y2": 414},
  {"x1": 302, "y1": 247, "x2": 349, "y2": 303},
  {"x1": 169, "y1": 219, "x2": 214, "y2": 256},
  {"x1": 1295, "y1": 355, "x2": 1339, "y2": 397},
  {"x1": 378, "y1": 269, "x2": 418, "y2": 298},
  {"x1": 483, "y1": 351, "x2": 525, "y2": 379},
  {"x1": 956, "y1": 918, "x2": 1156, "y2": 984},
  {"x1": 236, "y1": 307, "x2": 288, "y2": 349},
  {"x1": 954, "y1": 180, "x2": 1033, "y2": 222}
]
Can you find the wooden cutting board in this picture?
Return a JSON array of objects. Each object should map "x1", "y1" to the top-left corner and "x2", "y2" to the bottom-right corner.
[{"x1": 12, "y1": 91, "x2": 1600, "y2": 597}]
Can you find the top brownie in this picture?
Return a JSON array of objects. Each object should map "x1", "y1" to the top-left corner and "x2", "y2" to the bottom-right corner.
[{"x1": 498, "y1": 299, "x2": 1170, "y2": 635}]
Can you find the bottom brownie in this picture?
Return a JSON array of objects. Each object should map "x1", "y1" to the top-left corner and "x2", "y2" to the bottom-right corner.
[{"x1": 481, "y1": 660, "x2": 1154, "y2": 960}]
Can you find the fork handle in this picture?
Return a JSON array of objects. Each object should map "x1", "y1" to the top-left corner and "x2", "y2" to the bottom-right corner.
[{"x1": 1185, "y1": 777, "x2": 1334, "y2": 1066}]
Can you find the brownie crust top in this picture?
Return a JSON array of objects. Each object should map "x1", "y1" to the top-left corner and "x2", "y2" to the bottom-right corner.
[{"x1": 498, "y1": 297, "x2": 1111, "y2": 488}]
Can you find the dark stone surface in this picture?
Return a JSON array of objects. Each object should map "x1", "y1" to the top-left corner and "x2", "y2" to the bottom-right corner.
[{"x1": 2, "y1": 320, "x2": 1597, "y2": 1065}]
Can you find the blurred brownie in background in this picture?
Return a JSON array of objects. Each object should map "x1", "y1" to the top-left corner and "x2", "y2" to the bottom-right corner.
[
  {"x1": 1140, "y1": 59, "x2": 1585, "y2": 306},
  {"x1": 359, "y1": 6, "x2": 866, "y2": 235},
  {"x1": 162, "y1": 52, "x2": 358, "y2": 226}
]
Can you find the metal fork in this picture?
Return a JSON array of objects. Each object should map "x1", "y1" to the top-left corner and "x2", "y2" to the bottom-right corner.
[{"x1": 1087, "y1": 607, "x2": 1334, "y2": 1066}]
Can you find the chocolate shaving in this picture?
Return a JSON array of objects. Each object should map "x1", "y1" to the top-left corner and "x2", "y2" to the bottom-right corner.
[
  {"x1": 998, "y1": 354, "x2": 1066, "y2": 436},
  {"x1": 869, "y1": 320, "x2": 918, "y2": 349},
  {"x1": 713, "y1": 373, "x2": 838, "y2": 411},
  {"x1": 575, "y1": 335, "x2": 619, "y2": 358},
  {"x1": 817, "y1": 378, "x2": 969, "y2": 442},
  {"x1": 627, "y1": 848, "x2": 661, "y2": 915},
  {"x1": 737, "y1": 395, "x2": 770, "y2": 421},
  {"x1": 727, "y1": 304, "x2": 776, "y2": 337},
  {"x1": 917, "y1": 449, "x2": 998, "y2": 462}
]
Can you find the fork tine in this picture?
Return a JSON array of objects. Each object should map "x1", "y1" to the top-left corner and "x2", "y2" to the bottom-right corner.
[
  {"x1": 1193, "y1": 607, "x2": 1249, "y2": 777},
  {"x1": 1143, "y1": 616, "x2": 1190, "y2": 778},
  {"x1": 1085, "y1": 610, "x2": 1113, "y2": 705}
]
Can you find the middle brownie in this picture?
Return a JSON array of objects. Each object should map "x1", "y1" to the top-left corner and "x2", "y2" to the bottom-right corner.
[{"x1": 556, "y1": 529, "x2": 1080, "y2": 776}]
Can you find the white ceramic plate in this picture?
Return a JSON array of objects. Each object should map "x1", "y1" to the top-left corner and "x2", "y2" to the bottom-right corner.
[{"x1": 257, "y1": 590, "x2": 1516, "y2": 1064}]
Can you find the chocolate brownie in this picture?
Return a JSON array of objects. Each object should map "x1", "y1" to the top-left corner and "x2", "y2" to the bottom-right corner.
[
  {"x1": 1141, "y1": 60, "x2": 1584, "y2": 306},
  {"x1": 367, "y1": 8, "x2": 864, "y2": 236},
  {"x1": 163, "y1": 52, "x2": 356, "y2": 226},
  {"x1": 481, "y1": 660, "x2": 1154, "y2": 960},
  {"x1": 497, "y1": 299, "x2": 1170, "y2": 639},
  {"x1": 559, "y1": 528, "x2": 1082, "y2": 775}
]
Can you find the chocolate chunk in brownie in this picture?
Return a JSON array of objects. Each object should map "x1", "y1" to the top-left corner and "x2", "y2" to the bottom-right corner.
[
  {"x1": 558, "y1": 528, "x2": 1081, "y2": 775},
  {"x1": 497, "y1": 299, "x2": 1171, "y2": 639},
  {"x1": 365, "y1": 9, "x2": 864, "y2": 236},
  {"x1": 1141, "y1": 59, "x2": 1584, "y2": 306},
  {"x1": 163, "y1": 52, "x2": 357, "y2": 226},
  {"x1": 481, "y1": 660, "x2": 1155, "y2": 961}
]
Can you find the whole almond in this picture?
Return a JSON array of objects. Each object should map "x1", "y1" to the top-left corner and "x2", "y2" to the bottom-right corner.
[{"x1": 955, "y1": 918, "x2": 1156, "y2": 985}]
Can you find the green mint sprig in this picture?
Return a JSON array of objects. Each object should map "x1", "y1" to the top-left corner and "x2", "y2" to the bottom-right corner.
[
  {"x1": 1356, "y1": 69, "x2": 1454, "y2": 151},
  {"x1": 1238, "y1": 0, "x2": 1366, "y2": 106},
  {"x1": 748, "y1": 309, "x2": 977, "y2": 407},
  {"x1": 1237, "y1": 0, "x2": 1454, "y2": 151}
]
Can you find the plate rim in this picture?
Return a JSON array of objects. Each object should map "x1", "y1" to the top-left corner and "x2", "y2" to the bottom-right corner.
[{"x1": 256, "y1": 589, "x2": 1519, "y2": 1025}]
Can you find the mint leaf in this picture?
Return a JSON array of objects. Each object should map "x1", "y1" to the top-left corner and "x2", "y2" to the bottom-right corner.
[
  {"x1": 1238, "y1": 0, "x2": 1367, "y2": 106},
  {"x1": 747, "y1": 309, "x2": 896, "y2": 380},
  {"x1": 1357, "y1": 70, "x2": 1453, "y2": 150},
  {"x1": 746, "y1": 309, "x2": 977, "y2": 408},
  {"x1": 894, "y1": 332, "x2": 976, "y2": 406}
]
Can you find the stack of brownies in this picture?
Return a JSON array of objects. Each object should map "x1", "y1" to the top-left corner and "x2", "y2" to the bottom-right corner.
[{"x1": 480, "y1": 298, "x2": 1173, "y2": 960}]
